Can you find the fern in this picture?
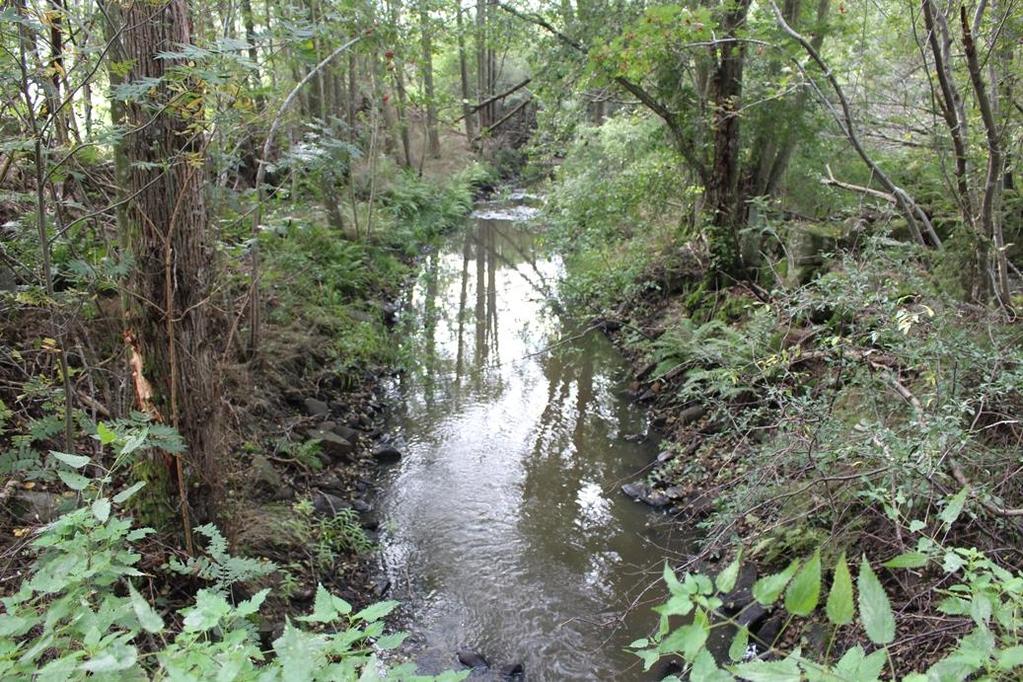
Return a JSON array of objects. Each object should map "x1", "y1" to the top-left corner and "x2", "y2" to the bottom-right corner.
[{"x1": 169, "y1": 524, "x2": 275, "y2": 592}]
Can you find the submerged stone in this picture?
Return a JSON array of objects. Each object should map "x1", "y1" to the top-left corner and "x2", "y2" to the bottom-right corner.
[{"x1": 456, "y1": 651, "x2": 488, "y2": 669}]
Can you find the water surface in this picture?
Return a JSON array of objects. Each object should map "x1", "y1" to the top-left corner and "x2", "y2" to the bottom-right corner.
[{"x1": 377, "y1": 197, "x2": 685, "y2": 680}]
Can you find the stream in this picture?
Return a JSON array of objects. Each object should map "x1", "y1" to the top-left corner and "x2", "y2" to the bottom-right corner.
[{"x1": 376, "y1": 194, "x2": 686, "y2": 680}]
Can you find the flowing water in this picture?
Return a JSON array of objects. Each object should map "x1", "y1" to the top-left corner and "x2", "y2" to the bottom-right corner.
[{"x1": 376, "y1": 196, "x2": 686, "y2": 681}]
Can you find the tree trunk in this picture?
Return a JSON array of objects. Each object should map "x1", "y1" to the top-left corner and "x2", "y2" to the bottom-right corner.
[
  {"x1": 705, "y1": 0, "x2": 752, "y2": 275},
  {"x1": 961, "y1": 5, "x2": 1010, "y2": 305},
  {"x1": 241, "y1": 0, "x2": 263, "y2": 102},
  {"x1": 456, "y1": 6, "x2": 477, "y2": 143},
  {"x1": 419, "y1": 0, "x2": 441, "y2": 157},
  {"x1": 119, "y1": 0, "x2": 221, "y2": 531}
]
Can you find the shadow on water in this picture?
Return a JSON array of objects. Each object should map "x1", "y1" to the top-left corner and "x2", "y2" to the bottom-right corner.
[{"x1": 378, "y1": 197, "x2": 690, "y2": 681}]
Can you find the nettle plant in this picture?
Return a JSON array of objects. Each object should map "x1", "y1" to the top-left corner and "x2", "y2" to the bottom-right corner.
[
  {"x1": 0, "y1": 422, "x2": 465, "y2": 681},
  {"x1": 634, "y1": 541, "x2": 1023, "y2": 680}
]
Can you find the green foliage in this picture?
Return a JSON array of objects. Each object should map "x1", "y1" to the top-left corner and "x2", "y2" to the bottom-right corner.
[
  {"x1": 635, "y1": 551, "x2": 1023, "y2": 680},
  {"x1": 295, "y1": 498, "x2": 375, "y2": 566},
  {"x1": 0, "y1": 421, "x2": 464, "y2": 681},
  {"x1": 168, "y1": 524, "x2": 276, "y2": 593}
]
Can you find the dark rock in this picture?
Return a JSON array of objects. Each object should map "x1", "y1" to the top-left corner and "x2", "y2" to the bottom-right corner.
[
  {"x1": 621, "y1": 482, "x2": 670, "y2": 508},
  {"x1": 752, "y1": 612, "x2": 785, "y2": 650},
  {"x1": 635, "y1": 361, "x2": 658, "y2": 381},
  {"x1": 251, "y1": 454, "x2": 291, "y2": 500},
  {"x1": 10, "y1": 490, "x2": 65, "y2": 524},
  {"x1": 735, "y1": 602, "x2": 769, "y2": 630},
  {"x1": 304, "y1": 398, "x2": 330, "y2": 417},
  {"x1": 498, "y1": 663, "x2": 524, "y2": 679},
  {"x1": 318, "y1": 472, "x2": 345, "y2": 494},
  {"x1": 679, "y1": 404, "x2": 707, "y2": 426},
  {"x1": 638, "y1": 389, "x2": 657, "y2": 402},
  {"x1": 351, "y1": 498, "x2": 372, "y2": 513},
  {"x1": 379, "y1": 301, "x2": 399, "y2": 325},
  {"x1": 655, "y1": 660, "x2": 684, "y2": 679},
  {"x1": 362, "y1": 518, "x2": 380, "y2": 531},
  {"x1": 308, "y1": 430, "x2": 355, "y2": 461},
  {"x1": 596, "y1": 317, "x2": 623, "y2": 332},
  {"x1": 372, "y1": 445, "x2": 402, "y2": 465},
  {"x1": 331, "y1": 424, "x2": 360, "y2": 443},
  {"x1": 312, "y1": 492, "x2": 350, "y2": 516},
  {"x1": 656, "y1": 450, "x2": 675, "y2": 464},
  {"x1": 373, "y1": 576, "x2": 390, "y2": 597},
  {"x1": 720, "y1": 564, "x2": 759, "y2": 614},
  {"x1": 456, "y1": 651, "x2": 488, "y2": 669},
  {"x1": 623, "y1": 432, "x2": 646, "y2": 443},
  {"x1": 663, "y1": 486, "x2": 685, "y2": 500},
  {"x1": 682, "y1": 491, "x2": 715, "y2": 517}
]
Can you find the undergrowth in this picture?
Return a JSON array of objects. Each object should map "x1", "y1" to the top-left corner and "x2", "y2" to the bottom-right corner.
[{"x1": 542, "y1": 113, "x2": 1023, "y2": 677}]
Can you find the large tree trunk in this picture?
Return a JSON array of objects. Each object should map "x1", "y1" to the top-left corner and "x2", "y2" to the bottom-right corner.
[{"x1": 119, "y1": 0, "x2": 220, "y2": 532}]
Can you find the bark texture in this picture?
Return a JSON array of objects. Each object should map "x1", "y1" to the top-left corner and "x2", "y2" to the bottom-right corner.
[{"x1": 119, "y1": 0, "x2": 220, "y2": 524}]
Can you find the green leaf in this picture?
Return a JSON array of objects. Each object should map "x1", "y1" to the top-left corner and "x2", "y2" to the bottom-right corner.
[
  {"x1": 692, "y1": 648, "x2": 735, "y2": 681},
  {"x1": 883, "y1": 552, "x2": 929, "y2": 569},
  {"x1": 857, "y1": 556, "x2": 895, "y2": 645},
  {"x1": 659, "y1": 609, "x2": 709, "y2": 660},
  {"x1": 716, "y1": 553, "x2": 742, "y2": 594},
  {"x1": 79, "y1": 643, "x2": 137, "y2": 672},
  {"x1": 784, "y1": 551, "x2": 821, "y2": 616},
  {"x1": 731, "y1": 657, "x2": 801, "y2": 681},
  {"x1": 274, "y1": 621, "x2": 326, "y2": 682},
  {"x1": 752, "y1": 560, "x2": 799, "y2": 606},
  {"x1": 236, "y1": 588, "x2": 270, "y2": 617},
  {"x1": 729, "y1": 626, "x2": 750, "y2": 662},
  {"x1": 826, "y1": 552, "x2": 854, "y2": 626},
  {"x1": 95, "y1": 422, "x2": 117, "y2": 445},
  {"x1": 374, "y1": 632, "x2": 407, "y2": 651},
  {"x1": 996, "y1": 645, "x2": 1023, "y2": 670},
  {"x1": 57, "y1": 469, "x2": 91, "y2": 491},
  {"x1": 354, "y1": 600, "x2": 398, "y2": 623},
  {"x1": 128, "y1": 582, "x2": 164, "y2": 633},
  {"x1": 51, "y1": 451, "x2": 90, "y2": 468},
  {"x1": 91, "y1": 498, "x2": 111, "y2": 523},
  {"x1": 834, "y1": 645, "x2": 887, "y2": 681},
  {"x1": 664, "y1": 561, "x2": 684, "y2": 595},
  {"x1": 299, "y1": 584, "x2": 350, "y2": 623},
  {"x1": 634, "y1": 647, "x2": 661, "y2": 671},
  {"x1": 183, "y1": 589, "x2": 232, "y2": 632},
  {"x1": 938, "y1": 486, "x2": 969, "y2": 526},
  {"x1": 113, "y1": 481, "x2": 146, "y2": 504}
]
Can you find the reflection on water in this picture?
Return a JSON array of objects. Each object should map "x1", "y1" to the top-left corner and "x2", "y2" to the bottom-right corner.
[{"x1": 378, "y1": 201, "x2": 685, "y2": 681}]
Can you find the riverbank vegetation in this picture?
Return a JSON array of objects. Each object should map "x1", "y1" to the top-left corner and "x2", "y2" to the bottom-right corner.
[
  {"x1": 1, "y1": 0, "x2": 1021, "y2": 677},
  {"x1": 537, "y1": 2, "x2": 1023, "y2": 678}
]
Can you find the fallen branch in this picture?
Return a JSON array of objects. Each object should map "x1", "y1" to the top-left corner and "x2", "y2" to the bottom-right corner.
[
  {"x1": 475, "y1": 96, "x2": 532, "y2": 139},
  {"x1": 951, "y1": 463, "x2": 1023, "y2": 517},
  {"x1": 455, "y1": 78, "x2": 531, "y2": 121},
  {"x1": 821, "y1": 164, "x2": 896, "y2": 205}
]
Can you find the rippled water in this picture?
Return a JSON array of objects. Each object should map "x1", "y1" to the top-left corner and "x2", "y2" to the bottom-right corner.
[{"x1": 377, "y1": 197, "x2": 686, "y2": 680}]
